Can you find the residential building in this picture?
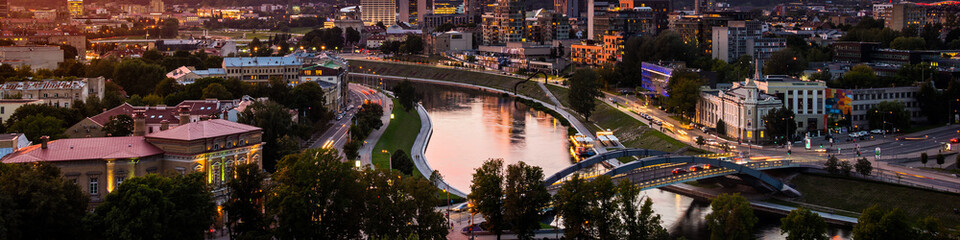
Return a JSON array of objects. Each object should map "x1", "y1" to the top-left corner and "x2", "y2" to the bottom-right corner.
[
  {"x1": 629, "y1": 0, "x2": 670, "y2": 32},
  {"x1": 3, "y1": 118, "x2": 263, "y2": 205},
  {"x1": 432, "y1": 0, "x2": 461, "y2": 15},
  {"x1": 432, "y1": 31, "x2": 474, "y2": 53},
  {"x1": 555, "y1": 0, "x2": 585, "y2": 19},
  {"x1": 826, "y1": 87, "x2": 924, "y2": 130},
  {"x1": 753, "y1": 75, "x2": 828, "y2": 132},
  {"x1": 606, "y1": 7, "x2": 657, "y2": 37},
  {"x1": 873, "y1": 3, "x2": 893, "y2": 21},
  {"x1": 361, "y1": 0, "x2": 397, "y2": 26},
  {"x1": 166, "y1": 66, "x2": 227, "y2": 84},
  {"x1": 222, "y1": 57, "x2": 302, "y2": 84},
  {"x1": 0, "y1": 46, "x2": 64, "y2": 70},
  {"x1": 833, "y1": 41, "x2": 881, "y2": 63},
  {"x1": 65, "y1": 99, "x2": 239, "y2": 138},
  {"x1": 0, "y1": 99, "x2": 43, "y2": 122},
  {"x1": 0, "y1": 133, "x2": 29, "y2": 159},
  {"x1": 149, "y1": 0, "x2": 164, "y2": 13},
  {"x1": 696, "y1": 79, "x2": 783, "y2": 143},
  {"x1": 832, "y1": 41, "x2": 938, "y2": 65},
  {"x1": 491, "y1": 0, "x2": 526, "y2": 44},
  {"x1": 422, "y1": 14, "x2": 475, "y2": 31},
  {"x1": 299, "y1": 58, "x2": 349, "y2": 111},
  {"x1": 570, "y1": 34, "x2": 622, "y2": 65},
  {"x1": 889, "y1": 3, "x2": 926, "y2": 32},
  {"x1": 525, "y1": 10, "x2": 570, "y2": 44},
  {"x1": 0, "y1": 77, "x2": 105, "y2": 108}
]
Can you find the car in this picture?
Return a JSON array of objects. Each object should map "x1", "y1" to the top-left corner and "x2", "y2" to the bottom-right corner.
[
  {"x1": 870, "y1": 129, "x2": 883, "y2": 134},
  {"x1": 335, "y1": 114, "x2": 343, "y2": 121},
  {"x1": 451, "y1": 203, "x2": 470, "y2": 212},
  {"x1": 672, "y1": 168, "x2": 688, "y2": 175},
  {"x1": 952, "y1": 138, "x2": 959, "y2": 143},
  {"x1": 461, "y1": 224, "x2": 484, "y2": 234},
  {"x1": 688, "y1": 165, "x2": 702, "y2": 172},
  {"x1": 701, "y1": 126, "x2": 709, "y2": 133},
  {"x1": 814, "y1": 148, "x2": 827, "y2": 153}
]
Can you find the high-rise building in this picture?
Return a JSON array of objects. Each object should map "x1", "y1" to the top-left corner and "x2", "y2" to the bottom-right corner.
[
  {"x1": 67, "y1": 0, "x2": 83, "y2": 17},
  {"x1": 149, "y1": 0, "x2": 165, "y2": 13},
  {"x1": 399, "y1": 0, "x2": 427, "y2": 23},
  {"x1": 0, "y1": 0, "x2": 8, "y2": 18},
  {"x1": 889, "y1": 3, "x2": 926, "y2": 32},
  {"x1": 433, "y1": 0, "x2": 460, "y2": 14},
  {"x1": 555, "y1": 0, "x2": 586, "y2": 19},
  {"x1": 632, "y1": 0, "x2": 670, "y2": 33},
  {"x1": 490, "y1": 0, "x2": 525, "y2": 44},
  {"x1": 607, "y1": 6, "x2": 657, "y2": 37},
  {"x1": 873, "y1": 3, "x2": 893, "y2": 21},
  {"x1": 362, "y1": 0, "x2": 398, "y2": 26}
]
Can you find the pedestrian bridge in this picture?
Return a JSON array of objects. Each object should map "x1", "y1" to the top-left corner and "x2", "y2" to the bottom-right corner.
[{"x1": 545, "y1": 149, "x2": 803, "y2": 197}]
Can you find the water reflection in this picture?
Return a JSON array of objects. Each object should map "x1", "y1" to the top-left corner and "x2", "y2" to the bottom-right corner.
[{"x1": 411, "y1": 82, "x2": 851, "y2": 239}]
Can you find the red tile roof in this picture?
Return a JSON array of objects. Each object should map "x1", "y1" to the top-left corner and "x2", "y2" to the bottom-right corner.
[
  {"x1": 146, "y1": 119, "x2": 260, "y2": 141},
  {"x1": 1, "y1": 136, "x2": 164, "y2": 164},
  {"x1": 88, "y1": 100, "x2": 226, "y2": 126}
]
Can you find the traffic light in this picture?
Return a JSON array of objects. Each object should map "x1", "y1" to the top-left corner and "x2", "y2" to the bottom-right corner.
[
  {"x1": 857, "y1": 151, "x2": 861, "y2": 157},
  {"x1": 787, "y1": 150, "x2": 792, "y2": 155}
]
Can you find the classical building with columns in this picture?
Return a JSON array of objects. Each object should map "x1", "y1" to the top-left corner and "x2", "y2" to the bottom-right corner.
[
  {"x1": 1, "y1": 112, "x2": 263, "y2": 205},
  {"x1": 753, "y1": 75, "x2": 828, "y2": 132},
  {"x1": 696, "y1": 78, "x2": 783, "y2": 143}
]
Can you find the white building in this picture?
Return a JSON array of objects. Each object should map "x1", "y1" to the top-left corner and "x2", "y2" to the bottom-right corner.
[
  {"x1": 222, "y1": 57, "x2": 302, "y2": 84},
  {"x1": 0, "y1": 46, "x2": 64, "y2": 70},
  {"x1": 166, "y1": 66, "x2": 227, "y2": 85},
  {"x1": 360, "y1": 0, "x2": 397, "y2": 26},
  {"x1": 696, "y1": 79, "x2": 783, "y2": 143},
  {"x1": 754, "y1": 75, "x2": 828, "y2": 132}
]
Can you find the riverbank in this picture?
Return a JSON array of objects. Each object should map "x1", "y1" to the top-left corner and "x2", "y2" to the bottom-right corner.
[
  {"x1": 371, "y1": 98, "x2": 422, "y2": 170},
  {"x1": 544, "y1": 84, "x2": 703, "y2": 156},
  {"x1": 410, "y1": 102, "x2": 468, "y2": 198},
  {"x1": 664, "y1": 183, "x2": 858, "y2": 226},
  {"x1": 787, "y1": 173, "x2": 960, "y2": 226}
]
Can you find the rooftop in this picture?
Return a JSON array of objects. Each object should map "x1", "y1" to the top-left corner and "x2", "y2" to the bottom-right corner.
[
  {"x1": 1, "y1": 136, "x2": 164, "y2": 164},
  {"x1": 146, "y1": 119, "x2": 261, "y2": 141},
  {"x1": 223, "y1": 57, "x2": 301, "y2": 67}
]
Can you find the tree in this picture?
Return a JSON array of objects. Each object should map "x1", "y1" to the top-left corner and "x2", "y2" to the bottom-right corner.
[
  {"x1": 269, "y1": 148, "x2": 363, "y2": 240},
  {"x1": 852, "y1": 205, "x2": 917, "y2": 240},
  {"x1": 780, "y1": 207, "x2": 828, "y2": 240},
  {"x1": 568, "y1": 68, "x2": 602, "y2": 121},
  {"x1": 403, "y1": 35, "x2": 424, "y2": 54},
  {"x1": 225, "y1": 163, "x2": 270, "y2": 240},
  {"x1": 103, "y1": 114, "x2": 134, "y2": 137},
  {"x1": 866, "y1": 101, "x2": 910, "y2": 131},
  {"x1": 890, "y1": 36, "x2": 926, "y2": 50},
  {"x1": 839, "y1": 160, "x2": 853, "y2": 176},
  {"x1": 87, "y1": 173, "x2": 216, "y2": 240},
  {"x1": 0, "y1": 162, "x2": 89, "y2": 240},
  {"x1": 762, "y1": 107, "x2": 797, "y2": 144},
  {"x1": 716, "y1": 120, "x2": 727, "y2": 136},
  {"x1": 705, "y1": 193, "x2": 757, "y2": 240},
  {"x1": 503, "y1": 161, "x2": 550, "y2": 240},
  {"x1": 763, "y1": 49, "x2": 807, "y2": 76},
  {"x1": 917, "y1": 216, "x2": 949, "y2": 240},
  {"x1": 936, "y1": 153, "x2": 945, "y2": 168},
  {"x1": 345, "y1": 27, "x2": 361, "y2": 44},
  {"x1": 8, "y1": 114, "x2": 66, "y2": 140},
  {"x1": 554, "y1": 174, "x2": 592, "y2": 239},
  {"x1": 921, "y1": 152, "x2": 929, "y2": 167},
  {"x1": 615, "y1": 180, "x2": 669, "y2": 240},
  {"x1": 238, "y1": 100, "x2": 295, "y2": 171},
  {"x1": 6, "y1": 104, "x2": 82, "y2": 129},
  {"x1": 394, "y1": 79, "x2": 421, "y2": 111},
  {"x1": 836, "y1": 64, "x2": 879, "y2": 88},
  {"x1": 390, "y1": 149, "x2": 414, "y2": 175},
  {"x1": 143, "y1": 94, "x2": 164, "y2": 106},
  {"x1": 201, "y1": 83, "x2": 234, "y2": 100},
  {"x1": 289, "y1": 82, "x2": 329, "y2": 122},
  {"x1": 664, "y1": 69, "x2": 703, "y2": 120},
  {"x1": 396, "y1": 170, "x2": 450, "y2": 239},
  {"x1": 343, "y1": 140, "x2": 361, "y2": 160},
  {"x1": 696, "y1": 136, "x2": 706, "y2": 148},
  {"x1": 589, "y1": 175, "x2": 618, "y2": 239},
  {"x1": 468, "y1": 158, "x2": 506, "y2": 239},
  {"x1": 855, "y1": 158, "x2": 873, "y2": 176},
  {"x1": 113, "y1": 59, "x2": 167, "y2": 96}
]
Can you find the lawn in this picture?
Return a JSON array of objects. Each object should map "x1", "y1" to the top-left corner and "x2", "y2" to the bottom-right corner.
[
  {"x1": 789, "y1": 173, "x2": 960, "y2": 226},
  {"x1": 545, "y1": 85, "x2": 701, "y2": 156},
  {"x1": 289, "y1": 27, "x2": 316, "y2": 34},
  {"x1": 348, "y1": 60, "x2": 553, "y2": 104},
  {"x1": 371, "y1": 98, "x2": 422, "y2": 171}
]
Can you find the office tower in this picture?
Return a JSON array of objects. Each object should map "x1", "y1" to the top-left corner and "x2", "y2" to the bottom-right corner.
[
  {"x1": 149, "y1": 0, "x2": 165, "y2": 13},
  {"x1": 433, "y1": 0, "x2": 460, "y2": 15},
  {"x1": 634, "y1": 0, "x2": 670, "y2": 33},
  {"x1": 890, "y1": 3, "x2": 926, "y2": 32},
  {"x1": 493, "y1": 0, "x2": 524, "y2": 43},
  {"x1": 361, "y1": 0, "x2": 397, "y2": 25}
]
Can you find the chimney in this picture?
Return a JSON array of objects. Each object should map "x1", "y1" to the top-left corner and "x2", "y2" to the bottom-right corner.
[
  {"x1": 40, "y1": 136, "x2": 49, "y2": 149},
  {"x1": 133, "y1": 110, "x2": 146, "y2": 136},
  {"x1": 160, "y1": 120, "x2": 169, "y2": 131},
  {"x1": 179, "y1": 105, "x2": 190, "y2": 125}
]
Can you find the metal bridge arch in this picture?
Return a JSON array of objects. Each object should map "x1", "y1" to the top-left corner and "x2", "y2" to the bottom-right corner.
[
  {"x1": 544, "y1": 148, "x2": 669, "y2": 185},
  {"x1": 514, "y1": 72, "x2": 549, "y2": 94},
  {"x1": 546, "y1": 149, "x2": 801, "y2": 197}
]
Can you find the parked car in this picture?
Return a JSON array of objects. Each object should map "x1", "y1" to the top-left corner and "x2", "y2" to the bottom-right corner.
[{"x1": 870, "y1": 129, "x2": 883, "y2": 134}]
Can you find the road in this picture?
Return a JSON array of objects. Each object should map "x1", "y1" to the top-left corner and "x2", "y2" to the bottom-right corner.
[{"x1": 309, "y1": 84, "x2": 388, "y2": 166}]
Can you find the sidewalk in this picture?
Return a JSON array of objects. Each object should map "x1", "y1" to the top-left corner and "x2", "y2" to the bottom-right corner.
[
  {"x1": 357, "y1": 89, "x2": 393, "y2": 169},
  {"x1": 410, "y1": 103, "x2": 467, "y2": 198}
]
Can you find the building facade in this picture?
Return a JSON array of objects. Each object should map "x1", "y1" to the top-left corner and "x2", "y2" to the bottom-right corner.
[
  {"x1": 696, "y1": 79, "x2": 783, "y2": 143},
  {"x1": 361, "y1": 0, "x2": 398, "y2": 26},
  {"x1": 0, "y1": 46, "x2": 64, "y2": 70},
  {"x1": 570, "y1": 34, "x2": 622, "y2": 65},
  {"x1": 0, "y1": 77, "x2": 105, "y2": 108},
  {"x1": 754, "y1": 76, "x2": 828, "y2": 132},
  {"x1": 222, "y1": 57, "x2": 302, "y2": 84}
]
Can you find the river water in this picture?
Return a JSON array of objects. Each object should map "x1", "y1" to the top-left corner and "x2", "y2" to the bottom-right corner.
[{"x1": 415, "y1": 83, "x2": 852, "y2": 239}]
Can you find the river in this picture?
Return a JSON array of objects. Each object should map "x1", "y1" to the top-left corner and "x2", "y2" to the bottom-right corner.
[{"x1": 412, "y1": 83, "x2": 852, "y2": 239}]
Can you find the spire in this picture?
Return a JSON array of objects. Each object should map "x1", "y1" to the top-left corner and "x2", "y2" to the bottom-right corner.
[{"x1": 753, "y1": 56, "x2": 762, "y2": 80}]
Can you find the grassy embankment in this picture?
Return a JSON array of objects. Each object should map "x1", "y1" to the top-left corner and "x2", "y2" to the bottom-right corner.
[
  {"x1": 545, "y1": 85, "x2": 704, "y2": 156},
  {"x1": 371, "y1": 98, "x2": 422, "y2": 172},
  {"x1": 349, "y1": 59, "x2": 554, "y2": 104},
  {"x1": 789, "y1": 173, "x2": 960, "y2": 226}
]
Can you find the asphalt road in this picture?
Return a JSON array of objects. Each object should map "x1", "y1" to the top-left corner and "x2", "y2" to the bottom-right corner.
[{"x1": 309, "y1": 84, "x2": 383, "y2": 153}]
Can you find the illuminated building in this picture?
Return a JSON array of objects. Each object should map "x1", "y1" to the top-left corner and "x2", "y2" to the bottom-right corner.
[
  {"x1": 1, "y1": 118, "x2": 264, "y2": 205},
  {"x1": 361, "y1": 0, "x2": 397, "y2": 26},
  {"x1": 67, "y1": 0, "x2": 83, "y2": 17},
  {"x1": 432, "y1": 0, "x2": 460, "y2": 14},
  {"x1": 570, "y1": 34, "x2": 622, "y2": 65}
]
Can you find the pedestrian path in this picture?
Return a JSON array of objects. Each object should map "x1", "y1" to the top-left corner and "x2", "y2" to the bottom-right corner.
[
  {"x1": 357, "y1": 89, "x2": 393, "y2": 169},
  {"x1": 411, "y1": 103, "x2": 467, "y2": 198}
]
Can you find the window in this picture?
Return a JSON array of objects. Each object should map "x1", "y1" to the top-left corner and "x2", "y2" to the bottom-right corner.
[
  {"x1": 1, "y1": 106, "x2": 4, "y2": 114},
  {"x1": 117, "y1": 176, "x2": 125, "y2": 186},
  {"x1": 89, "y1": 177, "x2": 99, "y2": 195}
]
